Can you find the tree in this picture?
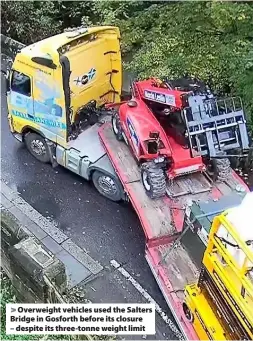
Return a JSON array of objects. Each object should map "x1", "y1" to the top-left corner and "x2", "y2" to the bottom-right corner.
[
  {"x1": 1, "y1": 1, "x2": 61, "y2": 44},
  {"x1": 0, "y1": 1, "x2": 96, "y2": 45},
  {"x1": 94, "y1": 1, "x2": 253, "y2": 130}
]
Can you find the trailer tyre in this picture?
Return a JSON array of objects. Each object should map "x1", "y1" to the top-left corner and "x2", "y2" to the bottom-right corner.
[
  {"x1": 141, "y1": 163, "x2": 166, "y2": 199},
  {"x1": 92, "y1": 170, "x2": 123, "y2": 202},
  {"x1": 182, "y1": 303, "x2": 194, "y2": 323},
  {"x1": 24, "y1": 132, "x2": 51, "y2": 163},
  {"x1": 112, "y1": 112, "x2": 123, "y2": 141}
]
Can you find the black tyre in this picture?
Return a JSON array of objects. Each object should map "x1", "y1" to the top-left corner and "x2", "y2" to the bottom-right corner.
[
  {"x1": 206, "y1": 157, "x2": 231, "y2": 182},
  {"x1": 92, "y1": 170, "x2": 123, "y2": 202},
  {"x1": 182, "y1": 303, "x2": 194, "y2": 323},
  {"x1": 112, "y1": 112, "x2": 123, "y2": 141},
  {"x1": 24, "y1": 132, "x2": 51, "y2": 163},
  {"x1": 141, "y1": 162, "x2": 166, "y2": 199}
]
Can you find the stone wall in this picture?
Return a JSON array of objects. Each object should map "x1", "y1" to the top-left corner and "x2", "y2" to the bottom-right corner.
[{"x1": 1, "y1": 208, "x2": 67, "y2": 303}]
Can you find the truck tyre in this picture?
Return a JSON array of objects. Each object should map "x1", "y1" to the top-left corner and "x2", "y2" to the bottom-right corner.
[
  {"x1": 24, "y1": 132, "x2": 51, "y2": 163},
  {"x1": 92, "y1": 170, "x2": 123, "y2": 202},
  {"x1": 141, "y1": 162, "x2": 166, "y2": 199},
  {"x1": 112, "y1": 112, "x2": 123, "y2": 141},
  {"x1": 207, "y1": 158, "x2": 231, "y2": 182}
]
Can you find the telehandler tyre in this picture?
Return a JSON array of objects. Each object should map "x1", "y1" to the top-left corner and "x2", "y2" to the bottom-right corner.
[
  {"x1": 141, "y1": 162, "x2": 166, "y2": 199},
  {"x1": 24, "y1": 132, "x2": 51, "y2": 163},
  {"x1": 112, "y1": 112, "x2": 123, "y2": 141},
  {"x1": 207, "y1": 158, "x2": 231, "y2": 182}
]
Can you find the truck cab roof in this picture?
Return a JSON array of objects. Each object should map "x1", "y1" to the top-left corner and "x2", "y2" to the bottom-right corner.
[{"x1": 18, "y1": 26, "x2": 120, "y2": 62}]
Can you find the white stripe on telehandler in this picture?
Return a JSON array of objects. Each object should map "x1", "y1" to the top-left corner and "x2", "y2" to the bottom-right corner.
[{"x1": 110, "y1": 259, "x2": 184, "y2": 340}]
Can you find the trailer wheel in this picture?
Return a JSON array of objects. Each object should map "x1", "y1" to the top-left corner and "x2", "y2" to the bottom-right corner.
[
  {"x1": 92, "y1": 170, "x2": 123, "y2": 202},
  {"x1": 141, "y1": 162, "x2": 166, "y2": 199},
  {"x1": 182, "y1": 303, "x2": 194, "y2": 323},
  {"x1": 112, "y1": 112, "x2": 123, "y2": 141},
  {"x1": 24, "y1": 132, "x2": 50, "y2": 163},
  {"x1": 207, "y1": 158, "x2": 231, "y2": 182}
]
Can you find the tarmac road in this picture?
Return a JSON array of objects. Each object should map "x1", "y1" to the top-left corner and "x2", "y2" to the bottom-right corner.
[{"x1": 1, "y1": 70, "x2": 180, "y2": 339}]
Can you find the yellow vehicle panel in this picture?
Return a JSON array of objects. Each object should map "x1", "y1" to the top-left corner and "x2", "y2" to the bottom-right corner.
[
  {"x1": 185, "y1": 284, "x2": 226, "y2": 340},
  {"x1": 203, "y1": 211, "x2": 253, "y2": 338},
  {"x1": 203, "y1": 253, "x2": 253, "y2": 338},
  {"x1": 65, "y1": 29, "x2": 121, "y2": 122},
  {"x1": 184, "y1": 195, "x2": 253, "y2": 340}
]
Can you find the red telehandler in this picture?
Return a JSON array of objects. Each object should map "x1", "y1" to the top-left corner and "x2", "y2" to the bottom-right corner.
[{"x1": 112, "y1": 77, "x2": 250, "y2": 198}]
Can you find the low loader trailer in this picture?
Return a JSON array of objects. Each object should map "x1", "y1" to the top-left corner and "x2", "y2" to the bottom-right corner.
[
  {"x1": 4, "y1": 26, "x2": 252, "y2": 339},
  {"x1": 98, "y1": 123, "x2": 251, "y2": 339}
]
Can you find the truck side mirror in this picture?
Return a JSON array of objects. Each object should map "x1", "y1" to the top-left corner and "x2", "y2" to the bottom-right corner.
[
  {"x1": 147, "y1": 140, "x2": 158, "y2": 154},
  {"x1": 6, "y1": 76, "x2": 10, "y2": 92},
  {"x1": 1, "y1": 69, "x2": 10, "y2": 92}
]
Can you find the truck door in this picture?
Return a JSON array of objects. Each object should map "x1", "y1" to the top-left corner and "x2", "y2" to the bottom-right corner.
[
  {"x1": 7, "y1": 69, "x2": 34, "y2": 133},
  {"x1": 7, "y1": 67, "x2": 67, "y2": 145}
]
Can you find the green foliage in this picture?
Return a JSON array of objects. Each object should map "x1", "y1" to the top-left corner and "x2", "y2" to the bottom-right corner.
[
  {"x1": 1, "y1": 1, "x2": 61, "y2": 44},
  {"x1": 94, "y1": 1, "x2": 253, "y2": 131},
  {"x1": 1, "y1": 0, "x2": 253, "y2": 130},
  {"x1": 0, "y1": 1, "x2": 96, "y2": 44},
  {"x1": 0, "y1": 272, "x2": 38, "y2": 340}
]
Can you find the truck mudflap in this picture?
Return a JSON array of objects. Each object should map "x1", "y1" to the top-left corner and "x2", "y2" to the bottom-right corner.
[{"x1": 145, "y1": 246, "x2": 199, "y2": 340}]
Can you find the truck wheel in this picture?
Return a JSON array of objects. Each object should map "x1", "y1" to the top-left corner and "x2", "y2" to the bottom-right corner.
[
  {"x1": 92, "y1": 170, "x2": 123, "y2": 202},
  {"x1": 141, "y1": 163, "x2": 166, "y2": 199},
  {"x1": 24, "y1": 132, "x2": 51, "y2": 163},
  {"x1": 112, "y1": 112, "x2": 123, "y2": 141}
]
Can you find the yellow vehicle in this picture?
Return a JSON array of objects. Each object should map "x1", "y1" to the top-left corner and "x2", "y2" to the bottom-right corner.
[
  {"x1": 184, "y1": 192, "x2": 253, "y2": 340},
  {"x1": 6, "y1": 26, "x2": 126, "y2": 202}
]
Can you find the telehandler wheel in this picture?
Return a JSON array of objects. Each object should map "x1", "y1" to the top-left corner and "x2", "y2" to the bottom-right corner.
[
  {"x1": 112, "y1": 112, "x2": 123, "y2": 141},
  {"x1": 141, "y1": 162, "x2": 166, "y2": 199},
  {"x1": 207, "y1": 157, "x2": 231, "y2": 182},
  {"x1": 92, "y1": 170, "x2": 123, "y2": 202},
  {"x1": 24, "y1": 132, "x2": 51, "y2": 163}
]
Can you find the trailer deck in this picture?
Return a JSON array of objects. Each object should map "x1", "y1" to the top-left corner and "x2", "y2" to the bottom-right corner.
[
  {"x1": 98, "y1": 122, "x2": 249, "y2": 339},
  {"x1": 146, "y1": 245, "x2": 199, "y2": 340}
]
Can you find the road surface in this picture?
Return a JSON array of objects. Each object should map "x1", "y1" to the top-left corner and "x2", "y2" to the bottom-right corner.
[{"x1": 1, "y1": 69, "x2": 180, "y2": 339}]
